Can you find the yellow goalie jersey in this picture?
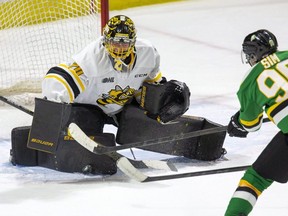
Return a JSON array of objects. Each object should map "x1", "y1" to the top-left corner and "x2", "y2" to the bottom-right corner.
[{"x1": 42, "y1": 37, "x2": 162, "y2": 115}]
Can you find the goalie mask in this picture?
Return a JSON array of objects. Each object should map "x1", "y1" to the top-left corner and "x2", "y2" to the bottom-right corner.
[
  {"x1": 241, "y1": 29, "x2": 278, "y2": 66},
  {"x1": 103, "y1": 15, "x2": 137, "y2": 61}
]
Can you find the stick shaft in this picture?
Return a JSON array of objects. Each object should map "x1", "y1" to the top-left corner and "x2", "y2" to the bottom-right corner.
[
  {"x1": 143, "y1": 165, "x2": 250, "y2": 182},
  {"x1": 0, "y1": 96, "x2": 34, "y2": 116},
  {"x1": 93, "y1": 118, "x2": 271, "y2": 154}
]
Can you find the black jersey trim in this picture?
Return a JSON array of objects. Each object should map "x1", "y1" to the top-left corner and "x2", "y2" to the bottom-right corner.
[
  {"x1": 270, "y1": 99, "x2": 288, "y2": 118},
  {"x1": 46, "y1": 67, "x2": 80, "y2": 99}
]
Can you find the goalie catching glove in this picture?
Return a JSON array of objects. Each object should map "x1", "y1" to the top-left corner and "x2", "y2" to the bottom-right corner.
[{"x1": 140, "y1": 80, "x2": 190, "y2": 123}]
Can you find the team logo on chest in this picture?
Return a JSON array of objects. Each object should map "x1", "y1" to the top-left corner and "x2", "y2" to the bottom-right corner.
[{"x1": 97, "y1": 85, "x2": 135, "y2": 106}]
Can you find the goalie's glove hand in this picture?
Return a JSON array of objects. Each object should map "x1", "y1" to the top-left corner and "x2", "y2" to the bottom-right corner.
[
  {"x1": 227, "y1": 111, "x2": 248, "y2": 138},
  {"x1": 145, "y1": 103, "x2": 184, "y2": 124},
  {"x1": 159, "y1": 80, "x2": 190, "y2": 123},
  {"x1": 145, "y1": 80, "x2": 190, "y2": 123}
]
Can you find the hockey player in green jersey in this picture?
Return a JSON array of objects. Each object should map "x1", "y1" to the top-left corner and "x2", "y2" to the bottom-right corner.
[{"x1": 225, "y1": 29, "x2": 288, "y2": 215}]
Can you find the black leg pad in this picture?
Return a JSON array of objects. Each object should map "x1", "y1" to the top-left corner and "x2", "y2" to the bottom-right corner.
[
  {"x1": 11, "y1": 126, "x2": 37, "y2": 166},
  {"x1": 116, "y1": 104, "x2": 226, "y2": 161}
]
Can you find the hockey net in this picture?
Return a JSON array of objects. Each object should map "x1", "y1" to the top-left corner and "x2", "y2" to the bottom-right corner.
[{"x1": 0, "y1": 0, "x2": 109, "y2": 106}]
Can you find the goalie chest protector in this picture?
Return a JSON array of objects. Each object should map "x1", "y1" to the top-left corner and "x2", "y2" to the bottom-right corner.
[{"x1": 116, "y1": 105, "x2": 226, "y2": 161}]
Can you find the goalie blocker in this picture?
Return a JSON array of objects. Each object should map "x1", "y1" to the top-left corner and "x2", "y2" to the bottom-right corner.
[{"x1": 10, "y1": 98, "x2": 117, "y2": 175}]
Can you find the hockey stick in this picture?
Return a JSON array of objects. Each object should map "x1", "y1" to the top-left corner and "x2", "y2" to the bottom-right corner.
[
  {"x1": 68, "y1": 123, "x2": 177, "y2": 181},
  {"x1": 69, "y1": 122, "x2": 252, "y2": 182},
  {"x1": 69, "y1": 118, "x2": 270, "y2": 155},
  {"x1": 142, "y1": 165, "x2": 250, "y2": 182},
  {"x1": 0, "y1": 95, "x2": 34, "y2": 116}
]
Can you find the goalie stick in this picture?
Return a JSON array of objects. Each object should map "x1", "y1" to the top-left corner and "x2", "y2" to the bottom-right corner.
[
  {"x1": 68, "y1": 123, "x2": 177, "y2": 181},
  {"x1": 69, "y1": 122, "x2": 253, "y2": 182},
  {"x1": 69, "y1": 118, "x2": 270, "y2": 155},
  {"x1": 1, "y1": 95, "x2": 268, "y2": 181},
  {"x1": 0, "y1": 95, "x2": 34, "y2": 116}
]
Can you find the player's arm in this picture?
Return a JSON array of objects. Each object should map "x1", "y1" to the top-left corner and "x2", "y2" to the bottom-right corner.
[
  {"x1": 228, "y1": 90, "x2": 264, "y2": 137},
  {"x1": 239, "y1": 103, "x2": 264, "y2": 132},
  {"x1": 135, "y1": 45, "x2": 190, "y2": 123},
  {"x1": 135, "y1": 45, "x2": 167, "y2": 100},
  {"x1": 145, "y1": 46, "x2": 165, "y2": 84},
  {"x1": 134, "y1": 47, "x2": 165, "y2": 101},
  {"x1": 237, "y1": 86, "x2": 265, "y2": 132},
  {"x1": 42, "y1": 62, "x2": 87, "y2": 103}
]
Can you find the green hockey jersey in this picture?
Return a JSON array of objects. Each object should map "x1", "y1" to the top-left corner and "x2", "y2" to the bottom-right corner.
[{"x1": 237, "y1": 51, "x2": 288, "y2": 133}]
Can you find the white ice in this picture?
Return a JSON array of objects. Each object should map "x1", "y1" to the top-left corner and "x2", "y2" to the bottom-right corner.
[{"x1": 1, "y1": 0, "x2": 288, "y2": 215}]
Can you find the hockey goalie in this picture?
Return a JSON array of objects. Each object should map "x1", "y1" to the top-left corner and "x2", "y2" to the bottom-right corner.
[{"x1": 10, "y1": 15, "x2": 226, "y2": 176}]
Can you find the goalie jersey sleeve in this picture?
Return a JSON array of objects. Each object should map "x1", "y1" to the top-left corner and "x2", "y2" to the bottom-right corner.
[
  {"x1": 42, "y1": 63, "x2": 87, "y2": 103},
  {"x1": 42, "y1": 37, "x2": 163, "y2": 115},
  {"x1": 237, "y1": 51, "x2": 288, "y2": 133}
]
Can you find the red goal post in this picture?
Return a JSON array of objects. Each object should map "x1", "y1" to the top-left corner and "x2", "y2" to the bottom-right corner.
[
  {"x1": 101, "y1": 0, "x2": 109, "y2": 34},
  {"x1": 0, "y1": 0, "x2": 109, "y2": 105}
]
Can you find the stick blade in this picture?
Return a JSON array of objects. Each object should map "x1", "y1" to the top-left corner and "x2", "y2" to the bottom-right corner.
[
  {"x1": 117, "y1": 157, "x2": 148, "y2": 182},
  {"x1": 69, "y1": 123, "x2": 150, "y2": 182},
  {"x1": 142, "y1": 160, "x2": 177, "y2": 172}
]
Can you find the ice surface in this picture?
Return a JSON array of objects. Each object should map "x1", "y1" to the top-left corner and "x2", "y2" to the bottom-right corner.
[{"x1": 1, "y1": 0, "x2": 288, "y2": 215}]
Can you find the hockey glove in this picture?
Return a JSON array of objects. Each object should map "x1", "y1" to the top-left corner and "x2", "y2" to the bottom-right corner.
[
  {"x1": 156, "y1": 80, "x2": 190, "y2": 123},
  {"x1": 141, "y1": 80, "x2": 190, "y2": 123},
  {"x1": 227, "y1": 111, "x2": 248, "y2": 138}
]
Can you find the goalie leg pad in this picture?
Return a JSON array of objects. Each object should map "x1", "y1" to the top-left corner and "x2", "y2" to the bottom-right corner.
[
  {"x1": 116, "y1": 104, "x2": 225, "y2": 161},
  {"x1": 11, "y1": 126, "x2": 117, "y2": 175},
  {"x1": 11, "y1": 126, "x2": 38, "y2": 166},
  {"x1": 10, "y1": 126, "x2": 117, "y2": 175},
  {"x1": 195, "y1": 119, "x2": 227, "y2": 161},
  {"x1": 38, "y1": 133, "x2": 117, "y2": 175},
  {"x1": 253, "y1": 131, "x2": 288, "y2": 183},
  {"x1": 14, "y1": 98, "x2": 117, "y2": 175}
]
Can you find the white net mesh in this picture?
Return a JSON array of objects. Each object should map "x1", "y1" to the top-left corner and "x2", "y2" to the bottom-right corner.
[{"x1": 0, "y1": 0, "x2": 101, "y2": 105}]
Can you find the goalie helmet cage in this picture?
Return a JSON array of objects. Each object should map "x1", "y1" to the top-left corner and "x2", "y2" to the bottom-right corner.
[{"x1": 0, "y1": 0, "x2": 109, "y2": 105}]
